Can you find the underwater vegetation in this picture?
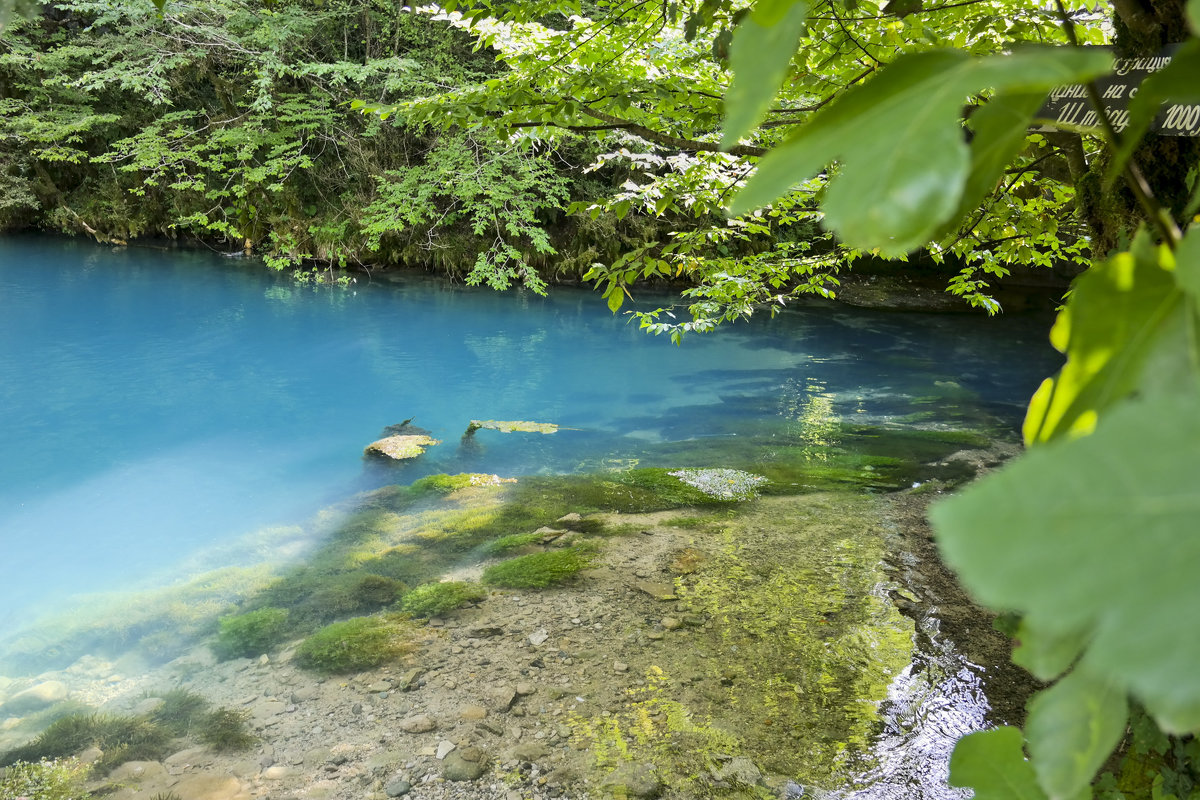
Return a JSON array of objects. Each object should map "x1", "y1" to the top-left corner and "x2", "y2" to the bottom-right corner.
[
  {"x1": 293, "y1": 616, "x2": 414, "y2": 674},
  {"x1": 481, "y1": 547, "x2": 595, "y2": 589},
  {"x1": 0, "y1": 756, "x2": 88, "y2": 800},
  {"x1": 0, "y1": 712, "x2": 171, "y2": 775},
  {"x1": 0, "y1": 690, "x2": 256, "y2": 776},
  {"x1": 2, "y1": 409, "x2": 994, "y2": 683},
  {"x1": 398, "y1": 581, "x2": 487, "y2": 618},
  {"x1": 212, "y1": 607, "x2": 291, "y2": 660},
  {"x1": 567, "y1": 493, "x2": 913, "y2": 797},
  {"x1": 483, "y1": 532, "x2": 544, "y2": 556},
  {"x1": 197, "y1": 708, "x2": 256, "y2": 752},
  {"x1": 147, "y1": 689, "x2": 212, "y2": 737}
]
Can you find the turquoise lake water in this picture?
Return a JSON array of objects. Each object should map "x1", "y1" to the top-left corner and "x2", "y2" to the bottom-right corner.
[{"x1": 0, "y1": 235, "x2": 1059, "y2": 641}]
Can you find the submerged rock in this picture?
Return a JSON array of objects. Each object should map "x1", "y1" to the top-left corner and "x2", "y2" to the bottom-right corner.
[
  {"x1": 380, "y1": 418, "x2": 433, "y2": 438},
  {"x1": 1, "y1": 680, "x2": 67, "y2": 714},
  {"x1": 363, "y1": 434, "x2": 440, "y2": 461},
  {"x1": 464, "y1": 419, "x2": 560, "y2": 435},
  {"x1": 442, "y1": 750, "x2": 487, "y2": 781},
  {"x1": 601, "y1": 762, "x2": 663, "y2": 798}
]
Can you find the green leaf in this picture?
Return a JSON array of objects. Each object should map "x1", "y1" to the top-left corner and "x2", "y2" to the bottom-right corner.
[
  {"x1": 606, "y1": 286, "x2": 625, "y2": 312},
  {"x1": 1023, "y1": 231, "x2": 1182, "y2": 444},
  {"x1": 1189, "y1": 0, "x2": 1199, "y2": 32},
  {"x1": 933, "y1": 387, "x2": 1200, "y2": 734},
  {"x1": 949, "y1": 727, "x2": 1048, "y2": 800},
  {"x1": 1026, "y1": 668, "x2": 1128, "y2": 800},
  {"x1": 952, "y1": 91, "x2": 1047, "y2": 224},
  {"x1": 1173, "y1": 222, "x2": 1200, "y2": 300},
  {"x1": 721, "y1": 0, "x2": 809, "y2": 148},
  {"x1": 1013, "y1": 619, "x2": 1088, "y2": 682},
  {"x1": 750, "y1": 0, "x2": 805, "y2": 25},
  {"x1": 729, "y1": 47, "x2": 1110, "y2": 255}
]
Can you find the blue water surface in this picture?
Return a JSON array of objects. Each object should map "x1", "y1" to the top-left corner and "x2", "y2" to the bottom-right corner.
[{"x1": 0, "y1": 235, "x2": 1059, "y2": 635}]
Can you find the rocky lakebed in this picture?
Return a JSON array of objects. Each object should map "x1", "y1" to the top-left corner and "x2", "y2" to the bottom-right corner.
[{"x1": 0, "y1": 447, "x2": 1034, "y2": 800}]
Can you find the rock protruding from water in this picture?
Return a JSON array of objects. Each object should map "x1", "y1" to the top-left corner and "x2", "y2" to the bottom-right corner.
[
  {"x1": 464, "y1": 420, "x2": 559, "y2": 435},
  {"x1": 363, "y1": 435, "x2": 440, "y2": 461}
]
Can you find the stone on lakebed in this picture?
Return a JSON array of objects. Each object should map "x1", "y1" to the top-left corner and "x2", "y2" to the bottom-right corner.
[{"x1": 464, "y1": 420, "x2": 559, "y2": 435}]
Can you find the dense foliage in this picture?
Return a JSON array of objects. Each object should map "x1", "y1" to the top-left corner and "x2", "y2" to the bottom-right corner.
[
  {"x1": 366, "y1": 0, "x2": 1133, "y2": 332},
  {"x1": 0, "y1": 0, "x2": 651, "y2": 285}
]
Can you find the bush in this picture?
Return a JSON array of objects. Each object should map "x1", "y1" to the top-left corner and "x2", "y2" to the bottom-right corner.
[
  {"x1": 399, "y1": 582, "x2": 487, "y2": 617},
  {"x1": 197, "y1": 708, "x2": 255, "y2": 752},
  {"x1": 0, "y1": 758, "x2": 88, "y2": 800},
  {"x1": 294, "y1": 616, "x2": 411, "y2": 674},
  {"x1": 481, "y1": 548, "x2": 593, "y2": 589},
  {"x1": 213, "y1": 607, "x2": 290, "y2": 660}
]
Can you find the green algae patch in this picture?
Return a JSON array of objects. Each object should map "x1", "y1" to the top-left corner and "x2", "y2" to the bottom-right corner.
[
  {"x1": 0, "y1": 711, "x2": 172, "y2": 776},
  {"x1": 570, "y1": 494, "x2": 913, "y2": 797},
  {"x1": 399, "y1": 581, "x2": 487, "y2": 617},
  {"x1": 213, "y1": 607, "x2": 290, "y2": 660},
  {"x1": 482, "y1": 548, "x2": 594, "y2": 589},
  {"x1": 294, "y1": 615, "x2": 415, "y2": 674},
  {"x1": 484, "y1": 531, "x2": 544, "y2": 556},
  {"x1": 675, "y1": 494, "x2": 912, "y2": 781}
]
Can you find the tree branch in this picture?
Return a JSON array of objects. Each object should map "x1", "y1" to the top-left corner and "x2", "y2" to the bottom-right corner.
[{"x1": 578, "y1": 105, "x2": 768, "y2": 157}]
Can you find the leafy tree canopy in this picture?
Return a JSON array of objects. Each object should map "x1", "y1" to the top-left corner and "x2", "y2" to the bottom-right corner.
[{"x1": 370, "y1": 0, "x2": 1128, "y2": 334}]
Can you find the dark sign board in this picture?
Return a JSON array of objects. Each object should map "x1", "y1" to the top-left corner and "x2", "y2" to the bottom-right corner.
[{"x1": 1033, "y1": 43, "x2": 1198, "y2": 137}]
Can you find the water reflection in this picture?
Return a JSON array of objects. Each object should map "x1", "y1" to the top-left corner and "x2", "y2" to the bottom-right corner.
[{"x1": 844, "y1": 624, "x2": 986, "y2": 799}]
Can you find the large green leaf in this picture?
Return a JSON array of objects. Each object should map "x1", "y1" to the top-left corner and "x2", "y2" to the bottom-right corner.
[
  {"x1": 1026, "y1": 669, "x2": 1128, "y2": 800},
  {"x1": 729, "y1": 47, "x2": 1110, "y2": 255},
  {"x1": 721, "y1": 0, "x2": 810, "y2": 148},
  {"x1": 952, "y1": 91, "x2": 1047, "y2": 225},
  {"x1": 1012, "y1": 619, "x2": 1087, "y2": 682},
  {"x1": 933, "y1": 387, "x2": 1200, "y2": 733},
  {"x1": 949, "y1": 727, "x2": 1048, "y2": 800},
  {"x1": 1023, "y1": 232, "x2": 1182, "y2": 444}
]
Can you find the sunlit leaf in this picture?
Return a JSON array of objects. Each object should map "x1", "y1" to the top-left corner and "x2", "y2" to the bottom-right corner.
[
  {"x1": 721, "y1": 0, "x2": 810, "y2": 148},
  {"x1": 1023, "y1": 231, "x2": 1182, "y2": 444},
  {"x1": 949, "y1": 727, "x2": 1048, "y2": 800},
  {"x1": 730, "y1": 47, "x2": 1110, "y2": 255},
  {"x1": 1026, "y1": 668, "x2": 1127, "y2": 800},
  {"x1": 952, "y1": 91, "x2": 1046, "y2": 224},
  {"x1": 934, "y1": 387, "x2": 1200, "y2": 734}
]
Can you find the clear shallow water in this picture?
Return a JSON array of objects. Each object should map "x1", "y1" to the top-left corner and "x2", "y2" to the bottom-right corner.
[{"x1": 1, "y1": 235, "x2": 1058, "y2": 638}]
